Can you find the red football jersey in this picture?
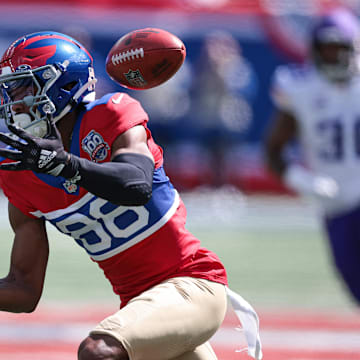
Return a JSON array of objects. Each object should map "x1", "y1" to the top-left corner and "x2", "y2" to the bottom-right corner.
[{"x1": 0, "y1": 93, "x2": 227, "y2": 306}]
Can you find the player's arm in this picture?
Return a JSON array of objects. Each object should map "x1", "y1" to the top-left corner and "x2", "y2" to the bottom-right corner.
[
  {"x1": 265, "y1": 109, "x2": 297, "y2": 177},
  {"x1": 0, "y1": 122, "x2": 155, "y2": 206},
  {"x1": 69, "y1": 124, "x2": 155, "y2": 206},
  {"x1": 265, "y1": 109, "x2": 338, "y2": 198},
  {"x1": 0, "y1": 202, "x2": 49, "y2": 313}
]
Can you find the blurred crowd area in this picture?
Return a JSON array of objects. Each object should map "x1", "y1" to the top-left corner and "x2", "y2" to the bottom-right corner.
[{"x1": 0, "y1": 0, "x2": 357, "y2": 193}]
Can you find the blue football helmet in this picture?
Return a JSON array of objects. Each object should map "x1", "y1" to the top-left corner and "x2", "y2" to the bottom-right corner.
[
  {"x1": 0, "y1": 31, "x2": 97, "y2": 137},
  {"x1": 310, "y1": 8, "x2": 360, "y2": 82}
]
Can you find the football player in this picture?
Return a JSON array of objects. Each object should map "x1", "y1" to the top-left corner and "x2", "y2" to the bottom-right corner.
[
  {"x1": 0, "y1": 32, "x2": 262, "y2": 360},
  {"x1": 265, "y1": 8, "x2": 360, "y2": 304}
]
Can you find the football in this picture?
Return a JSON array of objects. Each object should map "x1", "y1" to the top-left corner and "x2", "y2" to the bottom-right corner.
[{"x1": 106, "y1": 28, "x2": 186, "y2": 90}]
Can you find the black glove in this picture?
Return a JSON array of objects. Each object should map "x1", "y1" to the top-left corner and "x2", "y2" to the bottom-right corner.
[{"x1": 0, "y1": 117, "x2": 76, "y2": 177}]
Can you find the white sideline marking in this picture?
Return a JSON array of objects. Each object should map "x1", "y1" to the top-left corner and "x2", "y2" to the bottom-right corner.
[
  {"x1": 212, "y1": 327, "x2": 360, "y2": 351},
  {"x1": 0, "y1": 324, "x2": 360, "y2": 352}
]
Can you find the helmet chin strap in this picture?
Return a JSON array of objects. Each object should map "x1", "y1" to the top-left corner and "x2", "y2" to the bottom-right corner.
[{"x1": 52, "y1": 78, "x2": 97, "y2": 123}]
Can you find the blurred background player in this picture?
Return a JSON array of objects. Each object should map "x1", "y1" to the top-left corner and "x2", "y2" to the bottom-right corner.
[
  {"x1": 188, "y1": 30, "x2": 259, "y2": 187},
  {"x1": 0, "y1": 31, "x2": 262, "y2": 360},
  {"x1": 265, "y1": 8, "x2": 360, "y2": 304},
  {"x1": 133, "y1": 30, "x2": 259, "y2": 190}
]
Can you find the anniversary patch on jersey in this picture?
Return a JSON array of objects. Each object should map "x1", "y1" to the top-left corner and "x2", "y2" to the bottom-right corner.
[{"x1": 81, "y1": 130, "x2": 110, "y2": 162}]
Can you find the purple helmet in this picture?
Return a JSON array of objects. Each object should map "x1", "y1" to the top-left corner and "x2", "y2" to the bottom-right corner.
[{"x1": 310, "y1": 8, "x2": 360, "y2": 81}]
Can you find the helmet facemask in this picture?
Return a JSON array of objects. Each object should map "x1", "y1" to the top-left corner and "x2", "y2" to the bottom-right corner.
[
  {"x1": 0, "y1": 64, "x2": 61, "y2": 137},
  {"x1": 312, "y1": 31, "x2": 359, "y2": 83},
  {"x1": 0, "y1": 31, "x2": 97, "y2": 138}
]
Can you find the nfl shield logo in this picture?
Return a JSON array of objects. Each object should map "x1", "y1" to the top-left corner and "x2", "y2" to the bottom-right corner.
[
  {"x1": 62, "y1": 173, "x2": 81, "y2": 194},
  {"x1": 124, "y1": 69, "x2": 147, "y2": 87},
  {"x1": 63, "y1": 179, "x2": 78, "y2": 193}
]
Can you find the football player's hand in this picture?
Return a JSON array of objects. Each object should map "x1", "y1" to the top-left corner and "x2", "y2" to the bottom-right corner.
[
  {"x1": 284, "y1": 164, "x2": 339, "y2": 199},
  {"x1": 312, "y1": 176, "x2": 339, "y2": 199},
  {"x1": 0, "y1": 117, "x2": 69, "y2": 176}
]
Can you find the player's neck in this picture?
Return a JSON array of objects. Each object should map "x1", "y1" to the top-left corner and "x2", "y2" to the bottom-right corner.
[{"x1": 56, "y1": 111, "x2": 78, "y2": 152}]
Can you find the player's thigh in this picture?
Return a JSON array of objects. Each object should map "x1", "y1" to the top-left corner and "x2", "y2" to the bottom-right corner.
[
  {"x1": 325, "y1": 212, "x2": 360, "y2": 267},
  {"x1": 171, "y1": 342, "x2": 217, "y2": 360},
  {"x1": 90, "y1": 277, "x2": 227, "y2": 360},
  {"x1": 325, "y1": 211, "x2": 360, "y2": 300}
]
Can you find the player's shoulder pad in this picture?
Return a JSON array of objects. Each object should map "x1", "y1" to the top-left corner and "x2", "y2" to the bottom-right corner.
[
  {"x1": 82, "y1": 92, "x2": 149, "y2": 135},
  {"x1": 84, "y1": 92, "x2": 139, "y2": 111},
  {"x1": 270, "y1": 64, "x2": 312, "y2": 111},
  {"x1": 84, "y1": 92, "x2": 147, "y2": 120},
  {"x1": 272, "y1": 63, "x2": 311, "y2": 90}
]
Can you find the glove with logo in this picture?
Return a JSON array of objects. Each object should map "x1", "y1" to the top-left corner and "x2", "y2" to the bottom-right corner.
[
  {"x1": 0, "y1": 118, "x2": 76, "y2": 178},
  {"x1": 0, "y1": 116, "x2": 155, "y2": 206}
]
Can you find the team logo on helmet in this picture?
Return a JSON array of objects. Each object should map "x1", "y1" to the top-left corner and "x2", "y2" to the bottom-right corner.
[{"x1": 82, "y1": 130, "x2": 110, "y2": 162}]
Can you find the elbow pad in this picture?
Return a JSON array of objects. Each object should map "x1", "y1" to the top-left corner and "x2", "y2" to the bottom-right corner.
[
  {"x1": 111, "y1": 153, "x2": 154, "y2": 205},
  {"x1": 61, "y1": 153, "x2": 154, "y2": 206}
]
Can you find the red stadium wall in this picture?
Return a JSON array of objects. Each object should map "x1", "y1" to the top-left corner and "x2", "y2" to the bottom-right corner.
[{"x1": 0, "y1": 0, "x2": 346, "y2": 13}]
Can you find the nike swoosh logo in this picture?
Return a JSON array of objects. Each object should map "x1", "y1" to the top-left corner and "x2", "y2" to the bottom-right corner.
[{"x1": 112, "y1": 94, "x2": 124, "y2": 104}]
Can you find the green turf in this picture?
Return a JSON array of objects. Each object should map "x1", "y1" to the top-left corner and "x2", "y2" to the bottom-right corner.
[
  {"x1": 191, "y1": 228, "x2": 355, "y2": 310},
  {"x1": 0, "y1": 221, "x2": 355, "y2": 310}
]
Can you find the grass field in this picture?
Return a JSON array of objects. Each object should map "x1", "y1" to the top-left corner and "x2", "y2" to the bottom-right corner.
[
  {"x1": 0, "y1": 226, "x2": 349, "y2": 308},
  {"x1": 0, "y1": 189, "x2": 359, "y2": 359},
  {"x1": 0, "y1": 188, "x2": 348, "y2": 310}
]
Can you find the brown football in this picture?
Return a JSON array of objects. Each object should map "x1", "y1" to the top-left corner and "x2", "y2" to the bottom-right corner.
[{"x1": 105, "y1": 28, "x2": 186, "y2": 90}]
